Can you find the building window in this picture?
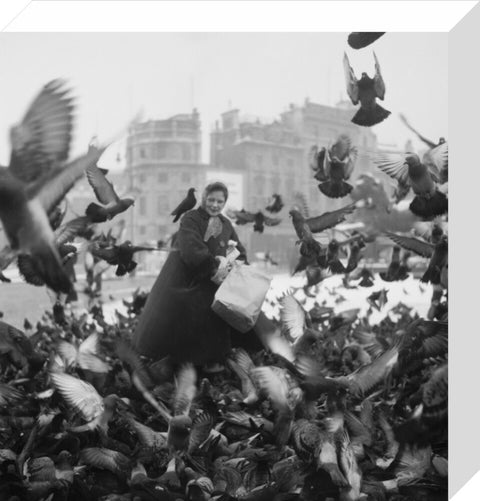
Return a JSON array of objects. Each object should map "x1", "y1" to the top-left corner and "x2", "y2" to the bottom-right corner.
[
  {"x1": 139, "y1": 173, "x2": 146, "y2": 184},
  {"x1": 157, "y1": 144, "x2": 167, "y2": 159},
  {"x1": 256, "y1": 155, "x2": 263, "y2": 167},
  {"x1": 182, "y1": 144, "x2": 191, "y2": 161},
  {"x1": 254, "y1": 175, "x2": 266, "y2": 196},
  {"x1": 286, "y1": 177, "x2": 295, "y2": 196},
  {"x1": 158, "y1": 172, "x2": 168, "y2": 183},
  {"x1": 272, "y1": 154, "x2": 279, "y2": 166},
  {"x1": 181, "y1": 172, "x2": 191, "y2": 184},
  {"x1": 287, "y1": 158, "x2": 294, "y2": 169},
  {"x1": 140, "y1": 147, "x2": 146, "y2": 159},
  {"x1": 271, "y1": 176, "x2": 281, "y2": 193},
  {"x1": 172, "y1": 144, "x2": 181, "y2": 159},
  {"x1": 139, "y1": 196, "x2": 147, "y2": 216},
  {"x1": 139, "y1": 226, "x2": 146, "y2": 236},
  {"x1": 157, "y1": 197, "x2": 169, "y2": 215}
]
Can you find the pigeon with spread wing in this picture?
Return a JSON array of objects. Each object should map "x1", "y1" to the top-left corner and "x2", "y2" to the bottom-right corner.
[
  {"x1": 0, "y1": 80, "x2": 106, "y2": 293},
  {"x1": 373, "y1": 142, "x2": 448, "y2": 219},
  {"x1": 90, "y1": 240, "x2": 159, "y2": 277},
  {"x1": 343, "y1": 51, "x2": 391, "y2": 127},
  {"x1": 317, "y1": 135, "x2": 358, "y2": 198},
  {"x1": 399, "y1": 114, "x2": 448, "y2": 183},
  {"x1": 226, "y1": 209, "x2": 281, "y2": 234}
]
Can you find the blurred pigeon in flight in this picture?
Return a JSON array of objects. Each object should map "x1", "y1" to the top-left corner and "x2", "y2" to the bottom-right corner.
[
  {"x1": 343, "y1": 51, "x2": 391, "y2": 127},
  {"x1": 0, "y1": 80, "x2": 105, "y2": 293},
  {"x1": 226, "y1": 209, "x2": 281, "y2": 234},
  {"x1": 348, "y1": 32, "x2": 385, "y2": 49},
  {"x1": 90, "y1": 240, "x2": 159, "y2": 277}
]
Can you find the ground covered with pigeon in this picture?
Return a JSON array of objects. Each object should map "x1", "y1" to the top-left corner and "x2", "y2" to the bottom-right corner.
[{"x1": 0, "y1": 280, "x2": 447, "y2": 501}]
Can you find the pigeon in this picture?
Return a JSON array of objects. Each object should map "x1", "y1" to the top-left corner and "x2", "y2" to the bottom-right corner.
[
  {"x1": 348, "y1": 32, "x2": 385, "y2": 49},
  {"x1": 17, "y1": 216, "x2": 91, "y2": 288},
  {"x1": 171, "y1": 187, "x2": 196, "y2": 222},
  {"x1": 380, "y1": 246, "x2": 402, "y2": 282},
  {"x1": 386, "y1": 231, "x2": 447, "y2": 286},
  {"x1": 90, "y1": 240, "x2": 159, "y2": 277},
  {"x1": 373, "y1": 143, "x2": 448, "y2": 219},
  {"x1": 343, "y1": 51, "x2": 391, "y2": 127},
  {"x1": 289, "y1": 203, "x2": 357, "y2": 256},
  {"x1": 316, "y1": 135, "x2": 358, "y2": 198},
  {"x1": 226, "y1": 209, "x2": 281, "y2": 234},
  {"x1": 367, "y1": 289, "x2": 388, "y2": 311},
  {"x1": 85, "y1": 163, "x2": 135, "y2": 223},
  {"x1": 0, "y1": 80, "x2": 106, "y2": 293},
  {"x1": 400, "y1": 114, "x2": 448, "y2": 184},
  {"x1": 265, "y1": 194, "x2": 284, "y2": 213}
]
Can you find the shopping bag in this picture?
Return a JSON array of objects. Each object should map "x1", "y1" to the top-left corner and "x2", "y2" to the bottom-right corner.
[{"x1": 211, "y1": 262, "x2": 271, "y2": 333}]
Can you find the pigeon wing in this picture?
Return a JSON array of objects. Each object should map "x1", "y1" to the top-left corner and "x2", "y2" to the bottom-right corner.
[
  {"x1": 79, "y1": 448, "x2": 131, "y2": 475},
  {"x1": 188, "y1": 412, "x2": 214, "y2": 454},
  {"x1": 35, "y1": 146, "x2": 106, "y2": 214},
  {"x1": 9, "y1": 80, "x2": 74, "y2": 184},
  {"x1": 399, "y1": 114, "x2": 437, "y2": 149},
  {"x1": 346, "y1": 344, "x2": 399, "y2": 397},
  {"x1": 373, "y1": 51, "x2": 386, "y2": 100},
  {"x1": 279, "y1": 295, "x2": 306, "y2": 341},
  {"x1": 86, "y1": 162, "x2": 119, "y2": 205},
  {"x1": 343, "y1": 53, "x2": 359, "y2": 105},
  {"x1": 251, "y1": 366, "x2": 289, "y2": 411},
  {"x1": 385, "y1": 232, "x2": 434, "y2": 258},
  {"x1": 50, "y1": 372, "x2": 104, "y2": 422},
  {"x1": 371, "y1": 152, "x2": 410, "y2": 185},
  {"x1": 173, "y1": 363, "x2": 197, "y2": 416},
  {"x1": 306, "y1": 203, "x2": 356, "y2": 233},
  {"x1": 423, "y1": 142, "x2": 448, "y2": 181},
  {"x1": 54, "y1": 216, "x2": 91, "y2": 245}
]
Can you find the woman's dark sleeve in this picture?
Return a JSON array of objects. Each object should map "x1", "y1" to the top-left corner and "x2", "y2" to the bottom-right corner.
[
  {"x1": 176, "y1": 213, "x2": 217, "y2": 280},
  {"x1": 230, "y1": 226, "x2": 249, "y2": 265}
]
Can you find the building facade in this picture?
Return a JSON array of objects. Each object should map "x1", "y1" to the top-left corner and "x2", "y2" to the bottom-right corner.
[
  {"x1": 125, "y1": 110, "x2": 207, "y2": 245},
  {"x1": 210, "y1": 99, "x2": 379, "y2": 268}
]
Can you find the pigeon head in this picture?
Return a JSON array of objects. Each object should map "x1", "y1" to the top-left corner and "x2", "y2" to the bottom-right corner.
[
  {"x1": 404, "y1": 153, "x2": 422, "y2": 174},
  {"x1": 122, "y1": 198, "x2": 135, "y2": 208}
]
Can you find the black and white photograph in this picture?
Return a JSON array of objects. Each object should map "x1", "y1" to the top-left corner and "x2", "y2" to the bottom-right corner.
[{"x1": 0, "y1": 28, "x2": 449, "y2": 501}]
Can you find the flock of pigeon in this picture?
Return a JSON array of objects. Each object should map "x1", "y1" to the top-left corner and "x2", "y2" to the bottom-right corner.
[{"x1": 0, "y1": 31, "x2": 447, "y2": 500}]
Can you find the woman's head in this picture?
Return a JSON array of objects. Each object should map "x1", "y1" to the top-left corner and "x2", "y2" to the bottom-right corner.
[{"x1": 202, "y1": 182, "x2": 229, "y2": 216}]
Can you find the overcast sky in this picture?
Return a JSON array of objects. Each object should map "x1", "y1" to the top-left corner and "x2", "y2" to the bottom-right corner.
[{"x1": 0, "y1": 32, "x2": 447, "y2": 170}]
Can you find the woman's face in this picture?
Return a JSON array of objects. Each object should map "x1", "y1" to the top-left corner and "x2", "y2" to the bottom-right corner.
[{"x1": 204, "y1": 190, "x2": 226, "y2": 216}]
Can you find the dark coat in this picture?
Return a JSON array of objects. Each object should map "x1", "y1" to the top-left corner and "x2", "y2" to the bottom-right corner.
[{"x1": 132, "y1": 207, "x2": 260, "y2": 365}]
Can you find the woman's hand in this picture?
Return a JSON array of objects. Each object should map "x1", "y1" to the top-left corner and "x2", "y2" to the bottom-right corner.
[{"x1": 211, "y1": 256, "x2": 231, "y2": 285}]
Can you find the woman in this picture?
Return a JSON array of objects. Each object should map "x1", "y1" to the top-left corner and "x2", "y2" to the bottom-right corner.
[{"x1": 133, "y1": 182, "x2": 264, "y2": 366}]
